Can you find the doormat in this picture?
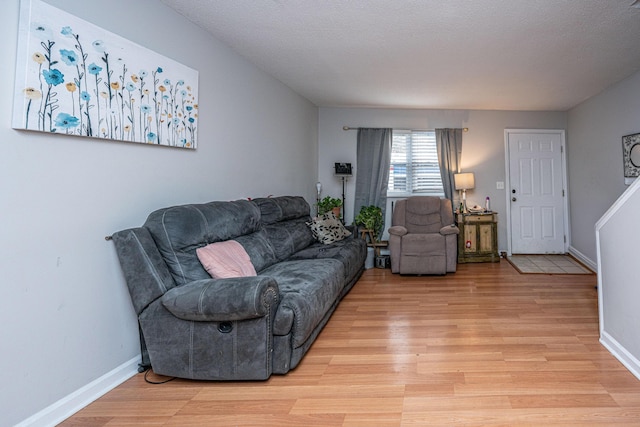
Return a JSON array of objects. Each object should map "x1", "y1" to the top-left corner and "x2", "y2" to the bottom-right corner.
[{"x1": 506, "y1": 254, "x2": 593, "y2": 275}]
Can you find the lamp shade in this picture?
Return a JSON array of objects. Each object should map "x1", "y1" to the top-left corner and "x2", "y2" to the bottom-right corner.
[{"x1": 454, "y1": 172, "x2": 475, "y2": 190}]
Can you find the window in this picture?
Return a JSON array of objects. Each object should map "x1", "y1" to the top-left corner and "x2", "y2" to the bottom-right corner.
[{"x1": 388, "y1": 130, "x2": 443, "y2": 195}]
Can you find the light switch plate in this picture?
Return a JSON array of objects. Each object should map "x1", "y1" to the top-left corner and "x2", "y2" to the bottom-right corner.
[{"x1": 496, "y1": 181, "x2": 505, "y2": 190}]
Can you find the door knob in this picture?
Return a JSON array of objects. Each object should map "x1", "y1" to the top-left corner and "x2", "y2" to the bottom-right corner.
[{"x1": 512, "y1": 197, "x2": 517, "y2": 202}]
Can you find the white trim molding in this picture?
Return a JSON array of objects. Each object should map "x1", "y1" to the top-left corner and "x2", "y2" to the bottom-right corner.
[
  {"x1": 567, "y1": 245, "x2": 597, "y2": 272},
  {"x1": 15, "y1": 357, "x2": 139, "y2": 427},
  {"x1": 600, "y1": 331, "x2": 640, "y2": 381}
]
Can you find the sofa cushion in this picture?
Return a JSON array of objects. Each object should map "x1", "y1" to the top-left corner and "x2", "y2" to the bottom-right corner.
[
  {"x1": 260, "y1": 259, "x2": 344, "y2": 348},
  {"x1": 196, "y1": 240, "x2": 257, "y2": 279},
  {"x1": 402, "y1": 233, "x2": 445, "y2": 255},
  {"x1": 290, "y1": 236, "x2": 366, "y2": 283},
  {"x1": 253, "y1": 196, "x2": 310, "y2": 224},
  {"x1": 394, "y1": 197, "x2": 446, "y2": 234},
  {"x1": 306, "y1": 212, "x2": 352, "y2": 244},
  {"x1": 263, "y1": 217, "x2": 316, "y2": 262},
  {"x1": 144, "y1": 200, "x2": 266, "y2": 286},
  {"x1": 253, "y1": 196, "x2": 316, "y2": 263},
  {"x1": 234, "y1": 228, "x2": 279, "y2": 273}
]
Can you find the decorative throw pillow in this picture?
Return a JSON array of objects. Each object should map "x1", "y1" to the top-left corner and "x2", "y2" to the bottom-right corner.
[
  {"x1": 306, "y1": 211, "x2": 351, "y2": 244},
  {"x1": 196, "y1": 240, "x2": 257, "y2": 279}
]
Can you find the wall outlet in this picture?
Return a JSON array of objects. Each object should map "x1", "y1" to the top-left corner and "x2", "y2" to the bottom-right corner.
[{"x1": 496, "y1": 181, "x2": 505, "y2": 190}]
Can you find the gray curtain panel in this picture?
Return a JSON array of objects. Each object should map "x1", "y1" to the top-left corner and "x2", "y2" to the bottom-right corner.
[
  {"x1": 436, "y1": 128, "x2": 463, "y2": 203},
  {"x1": 354, "y1": 128, "x2": 392, "y2": 227}
]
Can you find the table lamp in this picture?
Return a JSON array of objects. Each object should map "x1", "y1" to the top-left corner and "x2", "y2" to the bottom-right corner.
[{"x1": 454, "y1": 172, "x2": 475, "y2": 213}]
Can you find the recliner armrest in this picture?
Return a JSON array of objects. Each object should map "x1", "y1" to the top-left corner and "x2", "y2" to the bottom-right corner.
[
  {"x1": 440, "y1": 224, "x2": 460, "y2": 235},
  {"x1": 388, "y1": 225, "x2": 408, "y2": 237},
  {"x1": 162, "y1": 276, "x2": 279, "y2": 322}
]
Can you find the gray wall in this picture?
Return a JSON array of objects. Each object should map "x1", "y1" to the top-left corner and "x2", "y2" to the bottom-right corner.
[
  {"x1": 318, "y1": 107, "x2": 567, "y2": 251},
  {"x1": 1, "y1": 0, "x2": 318, "y2": 425},
  {"x1": 567, "y1": 70, "x2": 640, "y2": 262}
]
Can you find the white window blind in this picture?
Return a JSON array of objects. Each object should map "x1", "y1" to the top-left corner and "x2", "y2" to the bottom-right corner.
[{"x1": 388, "y1": 130, "x2": 443, "y2": 195}]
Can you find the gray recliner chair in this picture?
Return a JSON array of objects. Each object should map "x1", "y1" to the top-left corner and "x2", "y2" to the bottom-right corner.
[{"x1": 388, "y1": 196, "x2": 459, "y2": 275}]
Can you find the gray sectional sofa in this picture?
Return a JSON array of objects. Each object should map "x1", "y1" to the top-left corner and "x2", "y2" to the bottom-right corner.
[{"x1": 112, "y1": 196, "x2": 366, "y2": 380}]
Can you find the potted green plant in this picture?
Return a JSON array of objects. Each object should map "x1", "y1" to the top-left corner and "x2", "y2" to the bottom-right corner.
[
  {"x1": 317, "y1": 196, "x2": 343, "y2": 218},
  {"x1": 354, "y1": 205, "x2": 383, "y2": 241}
]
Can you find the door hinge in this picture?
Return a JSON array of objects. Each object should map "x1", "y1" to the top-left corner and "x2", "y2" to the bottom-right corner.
[
  {"x1": 564, "y1": 235, "x2": 567, "y2": 243},
  {"x1": 562, "y1": 189, "x2": 565, "y2": 197}
]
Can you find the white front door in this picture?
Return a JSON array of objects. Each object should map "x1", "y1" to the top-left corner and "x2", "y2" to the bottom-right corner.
[{"x1": 506, "y1": 130, "x2": 567, "y2": 254}]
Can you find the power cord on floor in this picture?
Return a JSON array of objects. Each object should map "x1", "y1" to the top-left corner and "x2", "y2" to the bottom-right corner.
[{"x1": 143, "y1": 368, "x2": 176, "y2": 384}]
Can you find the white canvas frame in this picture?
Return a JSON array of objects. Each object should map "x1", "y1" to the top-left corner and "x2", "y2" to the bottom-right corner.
[{"x1": 12, "y1": 0, "x2": 199, "y2": 149}]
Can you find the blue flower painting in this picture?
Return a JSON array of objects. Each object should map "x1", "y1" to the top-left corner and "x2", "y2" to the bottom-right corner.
[{"x1": 12, "y1": 0, "x2": 199, "y2": 149}]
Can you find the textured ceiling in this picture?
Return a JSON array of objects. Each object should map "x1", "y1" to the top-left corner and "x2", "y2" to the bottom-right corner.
[{"x1": 161, "y1": 0, "x2": 640, "y2": 111}]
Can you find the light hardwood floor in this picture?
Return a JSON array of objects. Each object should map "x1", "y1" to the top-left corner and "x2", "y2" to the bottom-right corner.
[{"x1": 61, "y1": 260, "x2": 640, "y2": 426}]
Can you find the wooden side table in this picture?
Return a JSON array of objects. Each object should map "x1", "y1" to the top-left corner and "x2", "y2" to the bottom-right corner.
[
  {"x1": 457, "y1": 212, "x2": 499, "y2": 263},
  {"x1": 359, "y1": 229, "x2": 388, "y2": 257}
]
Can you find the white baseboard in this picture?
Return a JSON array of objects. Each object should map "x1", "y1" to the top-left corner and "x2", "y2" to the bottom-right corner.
[
  {"x1": 600, "y1": 331, "x2": 640, "y2": 381},
  {"x1": 15, "y1": 356, "x2": 140, "y2": 427},
  {"x1": 567, "y1": 245, "x2": 597, "y2": 272}
]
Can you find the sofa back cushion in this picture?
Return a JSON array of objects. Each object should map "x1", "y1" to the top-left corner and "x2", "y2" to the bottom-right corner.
[
  {"x1": 235, "y1": 228, "x2": 278, "y2": 272},
  {"x1": 253, "y1": 196, "x2": 316, "y2": 262},
  {"x1": 393, "y1": 196, "x2": 451, "y2": 234},
  {"x1": 254, "y1": 196, "x2": 310, "y2": 224},
  {"x1": 144, "y1": 199, "x2": 275, "y2": 286}
]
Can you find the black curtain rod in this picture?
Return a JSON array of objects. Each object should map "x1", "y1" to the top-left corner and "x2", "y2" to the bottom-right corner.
[{"x1": 342, "y1": 126, "x2": 468, "y2": 132}]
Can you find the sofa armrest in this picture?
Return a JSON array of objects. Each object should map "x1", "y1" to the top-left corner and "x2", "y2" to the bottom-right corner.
[
  {"x1": 161, "y1": 276, "x2": 279, "y2": 322},
  {"x1": 440, "y1": 224, "x2": 460, "y2": 235},
  {"x1": 345, "y1": 224, "x2": 356, "y2": 234},
  {"x1": 388, "y1": 225, "x2": 408, "y2": 237}
]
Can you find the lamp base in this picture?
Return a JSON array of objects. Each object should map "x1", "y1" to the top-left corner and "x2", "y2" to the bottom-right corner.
[{"x1": 461, "y1": 189, "x2": 469, "y2": 214}]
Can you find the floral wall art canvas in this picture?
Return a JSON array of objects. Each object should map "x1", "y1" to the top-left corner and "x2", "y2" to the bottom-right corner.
[{"x1": 12, "y1": 0, "x2": 199, "y2": 149}]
